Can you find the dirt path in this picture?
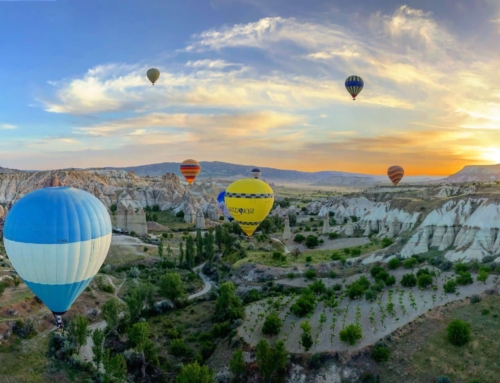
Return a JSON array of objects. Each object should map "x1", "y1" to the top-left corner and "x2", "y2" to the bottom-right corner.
[
  {"x1": 239, "y1": 266, "x2": 500, "y2": 354},
  {"x1": 270, "y1": 238, "x2": 290, "y2": 254}
]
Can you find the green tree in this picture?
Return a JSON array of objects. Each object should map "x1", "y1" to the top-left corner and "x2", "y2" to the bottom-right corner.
[
  {"x1": 477, "y1": 270, "x2": 489, "y2": 284},
  {"x1": 371, "y1": 345, "x2": 390, "y2": 362},
  {"x1": 179, "y1": 242, "x2": 185, "y2": 266},
  {"x1": 256, "y1": 339, "x2": 287, "y2": 383},
  {"x1": 102, "y1": 298, "x2": 126, "y2": 336},
  {"x1": 381, "y1": 237, "x2": 393, "y2": 248},
  {"x1": 223, "y1": 233, "x2": 236, "y2": 257},
  {"x1": 403, "y1": 257, "x2": 418, "y2": 269},
  {"x1": 446, "y1": 319, "x2": 471, "y2": 346},
  {"x1": 388, "y1": 258, "x2": 401, "y2": 270},
  {"x1": 401, "y1": 273, "x2": 417, "y2": 287},
  {"x1": 417, "y1": 274, "x2": 433, "y2": 289},
  {"x1": 91, "y1": 328, "x2": 105, "y2": 370},
  {"x1": 176, "y1": 361, "x2": 215, "y2": 383},
  {"x1": 347, "y1": 282, "x2": 365, "y2": 300},
  {"x1": 186, "y1": 236, "x2": 195, "y2": 269},
  {"x1": 125, "y1": 283, "x2": 155, "y2": 322},
  {"x1": 300, "y1": 320, "x2": 313, "y2": 351},
  {"x1": 196, "y1": 229, "x2": 204, "y2": 262},
  {"x1": 339, "y1": 324, "x2": 362, "y2": 345},
  {"x1": 214, "y1": 282, "x2": 244, "y2": 323},
  {"x1": 204, "y1": 230, "x2": 215, "y2": 265},
  {"x1": 102, "y1": 349, "x2": 127, "y2": 383},
  {"x1": 290, "y1": 288, "x2": 317, "y2": 317},
  {"x1": 0, "y1": 282, "x2": 6, "y2": 298},
  {"x1": 67, "y1": 315, "x2": 91, "y2": 353},
  {"x1": 262, "y1": 312, "x2": 282, "y2": 336},
  {"x1": 443, "y1": 280, "x2": 457, "y2": 293},
  {"x1": 288, "y1": 214, "x2": 297, "y2": 227},
  {"x1": 229, "y1": 349, "x2": 246, "y2": 382},
  {"x1": 258, "y1": 218, "x2": 273, "y2": 234},
  {"x1": 159, "y1": 272, "x2": 184, "y2": 302},
  {"x1": 158, "y1": 241, "x2": 164, "y2": 258},
  {"x1": 215, "y1": 225, "x2": 224, "y2": 251},
  {"x1": 293, "y1": 234, "x2": 305, "y2": 243},
  {"x1": 128, "y1": 322, "x2": 159, "y2": 378}
]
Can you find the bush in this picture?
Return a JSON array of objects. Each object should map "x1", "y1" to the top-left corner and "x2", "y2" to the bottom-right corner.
[
  {"x1": 401, "y1": 273, "x2": 417, "y2": 287},
  {"x1": 365, "y1": 290, "x2": 377, "y2": 302},
  {"x1": 293, "y1": 234, "x2": 306, "y2": 243},
  {"x1": 305, "y1": 235, "x2": 319, "y2": 249},
  {"x1": 436, "y1": 377, "x2": 451, "y2": 383},
  {"x1": 381, "y1": 237, "x2": 393, "y2": 248},
  {"x1": 347, "y1": 282, "x2": 365, "y2": 300},
  {"x1": 339, "y1": 324, "x2": 362, "y2": 345},
  {"x1": 272, "y1": 251, "x2": 283, "y2": 260},
  {"x1": 385, "y1": 275, "x2": 396, "y2": 286},
  {"x1": 329, "y1": 271, "x2": 337, "y2": 278},
  {"x1": 329, "y1": 232, "x2": 338, "y2": 239},
  {"x1": 306, "y1": 256, "x2": 312, "y2": 262},
  {"x1": 343, "y1": 248, "x2": 351, "y2": 255},
  {"x1": 332, "y1": 283, "x2": 342, "y2": 291},
  {"x1": 481, "y1": 309, "x2": 490, "y2": 315},
  {"x1": 388, "y1": 258, "x2": 401, "y2": 270},
  {"x1": 456, "y1": 271, "x2": 473, "y2": 285},
  {"x1": 439, "y1": 260, "x2": 453, "y2": 271},
  {"x1": 309, "y1": 280, "x2": 326, "y2": 294},
  {"x1": 403, "y1": 258, "x2": 418, "y2": 269},
  {"x1": 417, "y1": 274, "x2": 433, "y2": 289},
  {"x1": 370, "y1": 266, "x2": 385, "y2": 278},
  {"x1": 290, "y1": 289, "x2": 317, "y2": 317},
  {"x1": 370, "y1": 283, "x2": 384, "y2": 293},
  {"x1": 305, "y1": 269, "x2": 317, "y2": 280},
  {"x1": 331, "y1": 252, "x2": 342, "y2": 260},
  {"x1": 416, "y1": 268, "x2": 433, "y2": 277},
  {"x1": 446, "y1": 319, "x2": 470, "y2": 346},
  {"x1": 455, "y1": 263, "x2": 469, "y2": 273},
  {"x1": 443, "y1": 280, "x2": 457, "y2": 293},
  {"x1": 287, "y1": 273, "x2": 295, "y2": 279},
  {"x1": 351, "y1": 248, "x2": 361, "y2": 256},
  {"x1": 470, "y1": 294, "x2": 482, "y2": 304},
  {"x1": 169, "y1": 338, "x2": 191, "y2": 357},
  {"x1": 371, "y1": 345, "x2": 390, "y2": 362},
  {"x1": 262, "y1": 312, "x2": 283, "y2": 336},
  {"x1": 308, "y1": 353, "x2": 323, "y2": 370}
]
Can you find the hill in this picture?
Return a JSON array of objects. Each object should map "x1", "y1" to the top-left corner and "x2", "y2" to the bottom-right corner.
[
  {"x1": 444, "y1": 164, "x2": 500, "y2": 182},
  {"x1": 106, "y1": 161, "x2": 373, "y2": 183}
]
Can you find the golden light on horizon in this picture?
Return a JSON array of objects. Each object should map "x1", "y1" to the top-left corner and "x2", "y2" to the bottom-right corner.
[{"x1": 480, "y1": 148, "x2": 500, "y2": 165}]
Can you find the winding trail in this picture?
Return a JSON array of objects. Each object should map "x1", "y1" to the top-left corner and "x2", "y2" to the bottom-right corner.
[
  {"x1": 79, "y1": 263, "x2": 213, "y2": 365},
  {"x1": 270, "y1": 237, "x2": 290, "y2": 254}
]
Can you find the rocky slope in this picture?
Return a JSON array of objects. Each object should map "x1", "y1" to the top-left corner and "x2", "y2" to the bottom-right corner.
[{"x1": 445, "y1": 164, "x2": 500, "y2": 182}]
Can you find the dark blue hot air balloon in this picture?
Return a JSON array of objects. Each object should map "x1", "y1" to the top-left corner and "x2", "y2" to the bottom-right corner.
[
  {"x1": 217, "y1": 190, "x2": 234, "y2": 222},
  {"x1": 345, "y1": 75, "x2": 364, "y2": 100}
]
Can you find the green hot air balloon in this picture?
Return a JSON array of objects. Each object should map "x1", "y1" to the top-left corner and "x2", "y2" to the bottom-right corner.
[{"x1": 147, "y1": 68, "x2": 160, "y2": 86}]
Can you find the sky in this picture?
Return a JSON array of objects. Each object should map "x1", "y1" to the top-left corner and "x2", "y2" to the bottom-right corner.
[{"x1": 0, "y1": 0, "x2": 499, "y2": 176}]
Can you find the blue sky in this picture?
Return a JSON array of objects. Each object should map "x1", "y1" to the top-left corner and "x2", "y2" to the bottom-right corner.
[{"x1": 0, "y1": 0, "x2": 499, "y2": 175}]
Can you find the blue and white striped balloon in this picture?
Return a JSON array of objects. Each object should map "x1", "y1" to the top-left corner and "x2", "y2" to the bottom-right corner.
[{"x1": 3, "y1": 186, "x2": 112, "y2": 315}]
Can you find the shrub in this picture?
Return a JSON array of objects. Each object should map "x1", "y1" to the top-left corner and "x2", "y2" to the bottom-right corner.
[
  {"x1": 456, "y1": 271, "x2": 473, "y2": 285},
  {"x1": 293, "y1": 234, "x2": 306, "y2": 243},
  {"x1": 370, "y1": 266, "x2": 385, "y2": 278},
  {"x1": 329, "y1": 232, "x2": 338, "y2": 239},
  {"x1": 381, "y1": 237, "x2": 393, "y2": 248},
  {"x1": 481, "y1": 309, "x2": 490, "y2": 315},
  {"x1": 332, "y1": 283, "x2": 342, "y2": 291},
  {"x1": 455, "y1": 263, "x2": 469, "y2": 273},
  {"x1": 308, "y1": 353, "x2": 323, "y2": 370},
  {"x1": 305, "y1": 269, "x2": 317, "y2": 280},
  {"x1": 329, "y1": 271, "x2": 337, "y2": 278},
  {"x1": 272, "y1": 251, "x2": 283, "y2": 260},
  {"x1": 290, "y1": 289, "x2": 316, "y2": 317},
  {"x1": 309, "y1": 280, "x2": 326, "y2": 294},
  {"x1": 470, "y1": 295, "x2": 482, "y2": 304},
  {"x1": 169, "y1": 338, "x2": 191, "y2": 357},
  {"x1": 385, "y1": 275, "x2": 396, "y2": 286},
  {"x1": 365, "y1": 290, "x2": 377, "y2": 302},
  {"x1": 416, "y1": 268, "x2": 433, "y2": 277},
  {"x1": 388, "y1": 258, "x2": 401, "y2": 270},
  {"x1": 351, "y1": 248, "x2": 362, "y2": 256},
  {"x1": 347, "y1": 282, "x2": 365, "y2": 300},
  {"x1": 403, "y1": 258, "x2": 418, "y2": 269},
  {"x1": 339, "y1": 324, "x2": 362, "y2": 345},
  {"x1": 439, "y1": 260, "x2": 453, "y2": 271},
  {"x1": 287, "y1": 273, "x2": 295, "y2": 279},
  {"x1": 401, "y1": 273, "x2": 417, "y2": 287},
  {"x1": 443, "y1": 280, "x2": 457, "y2": 293},
  {"x1": 343, "y1": 248, "x2": 351, "y2": 255},
  {"x1": 331, "y1": 252, "x2": 342, "y2": 260},
  {"x1": 436, "y1": 377, "x2": 451, "y2": 383},
  {"x1": 417, "y1": 274, "x2": 433, "y2": 289},
  {"x1": 370, "y1": 282, "x2": 384, "y2": 293},
  {"x1": 305, "y1": 235, "x2": 319, "y2": 248},
  {"x1": 262, "y1": 312, "x2": 283, "y2": 336},
  {"x1": 306, "y1": 256, "x2": 312, "y2": 263},
  {"x1": 371, "y1": 345, "x2": 390, "y2": 362},
  {"x1": 446, "y1": 319, "x2": 470, "y2": 346}
]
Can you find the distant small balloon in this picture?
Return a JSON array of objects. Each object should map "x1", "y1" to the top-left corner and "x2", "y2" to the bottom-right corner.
[
  {"x1": 251, "y1": 168, "x2": 262, "y2": 179},
  {"x1": 180, "y1": 159, "x2": 201, "y2": 185},
  {"x1": 387, "y1": 165, "x2": 404, "y2": 186},
  {"x1": 490, "y1": 176, "x2": 496, "y2": 182},
  {"x1": 345, "y1": 75, "x2": 364, "y2": 100},
  {"x1": 147, "y1": 68, "x2": 160, "y2": 85}
]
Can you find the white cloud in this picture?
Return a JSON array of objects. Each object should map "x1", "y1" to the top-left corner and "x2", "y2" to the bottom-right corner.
[
  {"x1": 1, "y1": 124, "x2": 17, "y2": 129},
  {"x1": 185, "y1": 59, "x2": 242, "y2": 69}
]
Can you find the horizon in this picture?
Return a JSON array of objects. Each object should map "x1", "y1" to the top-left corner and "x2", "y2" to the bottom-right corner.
[{"x1": 0, "y1": 0, "x2": 499, "y2": 175}]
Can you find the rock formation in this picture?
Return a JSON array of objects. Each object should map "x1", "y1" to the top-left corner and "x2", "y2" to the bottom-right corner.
[
  {"x1": 344, "y1": 217, "x2": 355, "y2": 236},
  {"x1": 114, "y1": 200, "x2": 147, "y2": 235},
  {"x1": 196, "y1": 210, "x2": 206, "y2": 229},
  {"x1": 184, "y1": 205, "x2": 196, "y2": 224},
  {"x1": 322, "y1": 215, "x2": 331, "y2": 234},
  {"x1": 282, "y1": 216, "x2": 291, "y2": 240}
]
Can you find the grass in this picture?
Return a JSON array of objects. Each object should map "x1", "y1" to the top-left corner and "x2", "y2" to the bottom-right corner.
[
  {"x1": 378, "y1": 295, "x2": 500, "y2": 382},
  {"x1": 154, "y1": 210, "x2": 194, "y2": 230}
]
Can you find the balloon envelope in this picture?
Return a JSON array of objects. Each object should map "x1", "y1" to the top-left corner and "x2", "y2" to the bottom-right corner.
[
  {"x1": 180, "y1": 159, "x2": 201, "y2": 185},
  {"x1": 217, "y1": 191, "x2": 234, "y2": 222},
  {"x1": 387, "y1": 165, "x2": 404, "y2": 186},
  {"x1": 147, "y1": 68, "x2": 160, "y2": 85},
  {"x1": 251, "y1": 168, "x2": 262, "y2": 179},
  {"x1": 224, "y1": 179, "x2": 274, "y2": 237},
  {"x1": 3, "y1": 187, "x2": 112, "y2": 315},
  {"x1": 345, "y1": 75, "x2": 364, "y2": 100}
]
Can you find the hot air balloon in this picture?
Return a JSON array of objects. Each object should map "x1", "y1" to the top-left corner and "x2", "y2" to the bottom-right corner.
[
  {"x1": 224, "y1": 179, "x2": 274, "y2": 237},
  {"x1": 180, "y1": 159, "x2": 201, "y2": 185},
  {"x1": 387, "y1": 165, "x2": 404, "y2": 186},
  {"x1": 490, "y1": 176, "x2": 496, "y2": 182},
  {"x1": 217, "y1": 190, "x2": 234, "y2": 222},
  {"x1": 345, "y1": 75, "x2": 364, "y2": 100},
  {"x1": 147, "y1": 68, "x2": 160, "y2": 85},
  {"x1": 3, "y1": 186, "x2": 112, "y2": 329},
  {"x1": 251, "y1": 168, "x2": 262, "y2": 179}
]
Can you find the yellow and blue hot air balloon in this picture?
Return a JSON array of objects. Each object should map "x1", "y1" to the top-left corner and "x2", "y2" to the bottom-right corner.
[
  {"x1": 224, "y1": 179, "x2": 274, "y2": 237},
  {"x1": 3, "y1": 186, "x2": 112, "y2": 327},
  {"x1": 345, "y1": 75, "x2": 364, "y2": 100}
]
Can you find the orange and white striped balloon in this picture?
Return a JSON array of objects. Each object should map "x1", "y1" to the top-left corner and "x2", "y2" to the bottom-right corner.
[
  {"x1": 387, "y1": 165, "x2": 404, "y2": 186},
  {"x1": 180, "y1": 159, "x2": 201, "y2": 185}
]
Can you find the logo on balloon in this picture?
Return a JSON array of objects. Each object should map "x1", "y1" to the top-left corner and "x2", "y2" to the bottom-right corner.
[{"x1": 229, "y1": 207, "x2": 254, "y2": 215}]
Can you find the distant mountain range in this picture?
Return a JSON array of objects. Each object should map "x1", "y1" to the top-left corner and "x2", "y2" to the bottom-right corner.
[
  {"x1": 105, "y1": 161, "x2": 375, "y2": 183},
  {"x1": 444, "y1": 164, "x2": 500, "y2": 183}
]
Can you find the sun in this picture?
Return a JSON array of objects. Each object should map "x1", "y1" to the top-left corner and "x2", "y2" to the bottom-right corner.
[{"x1": 480, "y1": 148, "x2": 500, "y2": 164}]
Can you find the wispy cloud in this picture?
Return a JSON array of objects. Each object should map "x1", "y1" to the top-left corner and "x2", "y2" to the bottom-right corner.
[{"x1": 1, "y1": 124, "x2": 17, "y2": 129}]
